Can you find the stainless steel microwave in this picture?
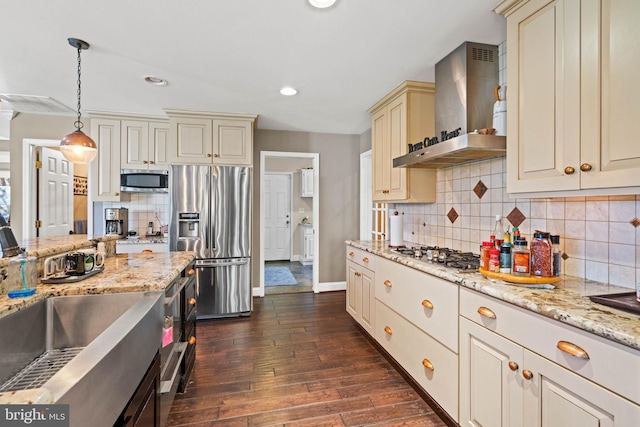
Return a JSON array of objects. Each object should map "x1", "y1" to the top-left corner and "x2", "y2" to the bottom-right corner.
[{"x1": 121, "y1": 169, "x2": 169, "y2": 193}]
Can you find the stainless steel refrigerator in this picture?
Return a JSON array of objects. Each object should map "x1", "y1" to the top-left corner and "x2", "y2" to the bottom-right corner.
[{"x1": 169, "y1": 165, "x2": 251, "y2": 319}]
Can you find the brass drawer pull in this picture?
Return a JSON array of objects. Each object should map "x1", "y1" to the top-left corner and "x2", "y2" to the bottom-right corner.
[
  {"x1": 522, "y1": 370, "x2": 533, "y2": 380},
  {"x1": 349, "y1": 251, "x2": 355, "y2": 257},
  {"x1": 187, "y1": 268, "x2": 195, "y2": 275},
  {"x1": 422, "y1": 358, "x2": 434, "y2": 371},
  {"x1": 477, "y1": 306, "x2": 497, "y2": 319},
  {"x1": 508, "y1": 361, "x2": 519, "y2": 371},
  {"x1": 188, "y1": 297, "x2": 196, "y2": 305},
  {"x1": 384, "y1": 326, "x2": 393, "y2": 335},
  {"x1": 422, "y1": 299, "x2": 433, "y2": 309},
  {"x1": 362, "y1": 257, "x2": 369, "y2": 263},
  {"x1": 188, "y1": 336, "x2": 196, "y2": 345},
  {"x1": 384, "y1": 280, "x2": 392, "y2": 287},
  {"x1": 557, "y1": 340, "x2": 590, "y2": 360}
]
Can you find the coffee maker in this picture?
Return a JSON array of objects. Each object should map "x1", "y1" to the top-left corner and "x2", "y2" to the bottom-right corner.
[{"x1": 105, "y1": 208, "x2": 128, "y2": 236}]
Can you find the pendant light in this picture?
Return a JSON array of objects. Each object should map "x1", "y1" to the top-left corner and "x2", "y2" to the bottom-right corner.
[{"x1": 60, "y1": 38, "x2": 97, "y2": 164}]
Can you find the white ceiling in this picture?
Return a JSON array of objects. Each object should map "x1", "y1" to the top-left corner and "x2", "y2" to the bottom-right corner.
[{"x1": 0, "y1": 0, "x2": 506, "y2": 135}]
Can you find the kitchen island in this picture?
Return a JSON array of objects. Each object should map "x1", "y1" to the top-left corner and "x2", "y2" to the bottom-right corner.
[{"x1": 346, "y1": 240, "x2": 640, "y2": 427}]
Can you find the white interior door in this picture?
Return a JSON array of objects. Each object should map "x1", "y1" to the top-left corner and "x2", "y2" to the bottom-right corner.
[
  {"x1": 38, "y1": 147, "x2": 73, "y2": 236},
  {"x1": 264, "y1": 173, "x2": 291, "y2": 261}
]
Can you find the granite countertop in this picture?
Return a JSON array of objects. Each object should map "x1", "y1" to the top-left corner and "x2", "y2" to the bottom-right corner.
[
  {"x1": 347, "y1": 240, "x2": 640, "y2": 351},
  {"x1": 2, "y1": 234, "x2": 121, "y2": 264},
  {"x1": 0, "y1": 251, "x2": 196, "y2": 319}
]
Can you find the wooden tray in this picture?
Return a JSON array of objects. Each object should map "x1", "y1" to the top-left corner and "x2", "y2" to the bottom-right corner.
[{"x1": 478, "y1": 267, "x2": 561, "y2": 284}]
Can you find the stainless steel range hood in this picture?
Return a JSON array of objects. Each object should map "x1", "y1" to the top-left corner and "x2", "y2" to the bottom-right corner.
[{"x1": 394, "y1": 42, "x2": 506, "y2": 169}]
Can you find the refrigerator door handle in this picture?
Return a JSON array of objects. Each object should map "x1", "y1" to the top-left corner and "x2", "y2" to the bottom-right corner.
[{"x1": 196, "y1": 258, "x2": 250, "y2": 268}]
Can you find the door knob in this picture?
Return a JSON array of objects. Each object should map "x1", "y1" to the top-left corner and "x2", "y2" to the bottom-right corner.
[{"x1": 286, "y1": 220, "x2": 289, "y2": 225}]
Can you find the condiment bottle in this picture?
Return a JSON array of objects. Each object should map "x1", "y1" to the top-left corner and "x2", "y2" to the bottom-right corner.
[
  {"x1": 480, "y1": 241, "x2": 494, "y2": 270},
  {"x1": 512, "y1": 227, "x2": 521, "y2": 242},
  {"x1": 512, "y1": 239, "x2": 530, "y2": 276},
  {"x1": 499, "y1": 244, "x2": 511, "y2": 274},
  {"x1": 489, "y1": 249, "x2": 500, "y2": 272},
  {"x1": 493, "y1": 215, "x2": 504, "y2": 248},
  {"x1": 531, "y1": 232, "x2": 553, "y2": 277},
  {"x1": 551, "y1": 235, "x2": 562, "y2": 276}
]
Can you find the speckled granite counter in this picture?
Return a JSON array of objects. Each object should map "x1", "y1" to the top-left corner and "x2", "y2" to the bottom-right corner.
[
  {"x1": 347, "y1": 240, "x2": 640, "y2": 351},
  {"x1": 0, "y1": 251, "x2": 196, "y2": 319}
]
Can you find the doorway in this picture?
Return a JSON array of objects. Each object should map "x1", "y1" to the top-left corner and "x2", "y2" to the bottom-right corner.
[{"x1": 258, "y1": 151, "x2": 319, "y2": 297}]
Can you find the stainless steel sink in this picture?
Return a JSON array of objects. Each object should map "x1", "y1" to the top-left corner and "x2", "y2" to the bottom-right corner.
[{"x1": 0, "y1": 292, "x2": 163, "y2": 427}]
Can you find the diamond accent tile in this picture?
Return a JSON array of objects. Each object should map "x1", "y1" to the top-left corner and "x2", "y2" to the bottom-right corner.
[
  {"x1": 447, "y1": 207, "x2": 459, "y2": 224},
  {"x1": 506, "y1": 207, "x2": 526, "y2": 228},
  {"x1": 473, "y1": 180, "x2": 488, "y2": 199},
  {"x1": 561, "y1": 252, "x2": 569, "y2": 260},
  {"x1": 631, "y1": 218, "x2": 640, "y2": 228}
]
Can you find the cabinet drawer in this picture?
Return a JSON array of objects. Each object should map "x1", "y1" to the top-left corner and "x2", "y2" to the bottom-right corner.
[
  {"x1": 346, "y1": 246, "x2": 375, "y2": 270},
  {"x1": 460, "y1": 287, "x2": 640, "y2": 404},
  {"x1": 375, "y1": 300, "x2": 458, "y2": 421},
  {"x1": 376, "y1": 257, "x2": 458, "y2": 352}
]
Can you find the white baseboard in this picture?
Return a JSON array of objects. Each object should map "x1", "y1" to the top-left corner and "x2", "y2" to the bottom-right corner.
[{"x1": 315, "y1": 281, "x2": 346, "y2": 293}]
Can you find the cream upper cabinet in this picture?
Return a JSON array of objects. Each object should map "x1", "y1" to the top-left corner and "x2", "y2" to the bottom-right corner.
[
  {"x1": 90, "y1": 118, "x2": 122, "y2": 201},
  {"x1": 497, "y1": 0, "x2": 640, "y2": 196},
  {"x1": 121, "y1": 120, "x2": 169, "y2": 170},
  {"x1": 167, "y1": 110, "x2": 257, "y2": 166},
  {"x1": 369, "y1": 81, "x2": 436, "y2": 203}
]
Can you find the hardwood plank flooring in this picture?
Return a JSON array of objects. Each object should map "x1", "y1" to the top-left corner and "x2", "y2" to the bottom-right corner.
[{"x1": 168, "y1": 291, "x2": 447, "y2": 427}]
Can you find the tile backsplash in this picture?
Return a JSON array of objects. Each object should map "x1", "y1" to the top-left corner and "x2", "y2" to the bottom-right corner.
[
  {"x1": 397, "y1": 155, "x2": 640, "y2": 290},
  {"x1": 103, "y1": 193, "x2": 169, "y2": 235}
]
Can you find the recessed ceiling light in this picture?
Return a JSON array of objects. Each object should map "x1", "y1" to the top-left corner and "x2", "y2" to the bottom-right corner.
[
  {"x1": 280, "y1": 87, "x2": 298, "y2": 96},
  {"x1": 309, "y1": 0, "x2": 337, "y2": 9},
  {"x1": 143, "y1": 75, "x2": 168, "y2": 86}
]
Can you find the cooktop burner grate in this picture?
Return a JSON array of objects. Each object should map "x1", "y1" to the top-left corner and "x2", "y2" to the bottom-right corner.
[
  {"x1": 0, "y1": 347, "x2": 84, "y2": 392},
  {"x1": 391, "y1": 246, "x2": 480, "y2": 271}
]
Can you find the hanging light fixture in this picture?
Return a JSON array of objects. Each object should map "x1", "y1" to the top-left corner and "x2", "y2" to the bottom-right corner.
[{"x1": 60, "y1": 38, "x2": 97, "y2": 164}]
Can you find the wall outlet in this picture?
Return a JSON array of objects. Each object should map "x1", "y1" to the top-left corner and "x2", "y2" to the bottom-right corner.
[{"x1": 298, "y1": 208, "x2": 305, "y2": 213}]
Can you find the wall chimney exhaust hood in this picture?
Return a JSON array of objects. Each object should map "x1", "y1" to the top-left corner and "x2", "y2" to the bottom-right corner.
[{"x1": 394, "y1": 42, "x2": 506, "y2": 169}]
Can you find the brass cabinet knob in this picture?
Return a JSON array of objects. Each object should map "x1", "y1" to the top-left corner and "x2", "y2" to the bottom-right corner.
[
  {"x1": 188, "y1": 268, "x2": 195, "y2": 275},
  {"x1": 522, "y1": 370, "x2": 533, "y2": 380},
  {"x1": 384, "y1": 280, "x2": 392, "y2": 287},
  {"x1": 349, "y1": 251, "x2": 355, "y2": 257},
  {"x1": 477, "y1": 306, "x2": 497, "y2": 319},
  {"x1": 564, "y1": 166, "x2": 575, "y2": 175},
  {"x1": 188, "y1": 297, "x2": 196, "y2": 305},
  {"x1": 115, "y1": 192, "x2": 119, "y2": 196},
  {"x1": 207, "y1": 153, "x2": 213, "y2": 157},
  {"x1": 557, "y1": 340, "x2": 590, "y2": 359},
  {"x1": 580, "y1": 163, "x2": 593, "y2": 172},
  {"x1": 188, "y1": 336, "x2": 196, "y2": 345},
  {"x1": 362, "y1": 257, "x2": 369, "y2": 263},
  {"x1": 143, "y1": 160, "x2": 149, "y2": 164},
  {"x1": 149, "y1": 161, "x2": 155, "y2": 164},
  {"x1": 422, "y1": 358, "x2": 434, "y2": 371},
  {"x1": 508, "y1": 361, "x2": 519, "y2": 371},
  {"x1": 421, "y1": 299, "x2": 434, "y2": 309},
  {"x1": 384, "y1": 326, "x2": 393, "y2": 335},
  {"x1": 214, "y1": 153, "x2": 219, "y2": 158}
]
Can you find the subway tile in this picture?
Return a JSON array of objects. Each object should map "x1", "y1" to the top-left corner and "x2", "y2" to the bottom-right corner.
[
  {"x1": 565, "y1": 220, "x2": 585, "y2": 239},
  {"x1": 609, "y1": 200, "x2": 635, "y2": 222},
  {"x1": 547, "y1": 200, "x2": 565, "y2": 220},
  {"x1": 585, "y1": 221, "x2": 609, "y2": 242},
  {"x1": 585, "y1": 261, "x2": 609, "y2": 283},
  {"x1": 530, "y1": 200, "x2": 547, "y2": 218},
  {"x1": 609, "y1": 265, "x2": 635, "y2": 289},
  {"x1": 585, "y1": 241, "x2": 608, "y2": 262},
  {"x1": 585, "y1": 200, "x2": 609, "y2": 221},
  {"x1": 565, "y1": 201, "x2": 586, "y2": 220},
  {"x1": 564, "y1": 238, "x2": 586, "y2": 258},
  {"x1": 609, "y1": 243, "x2": 636, "y2": 267},
  {"x1": 564, "y1": 258, "x2": 585, "y2": 277},
  {"x1": 610, "y1": 222, "x2": 635, "y2": 244}
]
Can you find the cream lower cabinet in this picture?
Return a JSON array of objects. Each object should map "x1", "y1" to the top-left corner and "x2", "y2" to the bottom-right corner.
[
  {"x1": 497, "y1": 0, "x2": 640, "y2": 195},
  {"x1": 460, "y1": 288, "x2": 640, "y2": 427},
  {"x1": 346, "y1": 247, "x2": 375, "y2": 335},
  {"x1": 374, "y1": 257, "x2": 459, "y2": 421},
  {"x1": 300, "y1": 225, "x2": 313, "y2": 265}
]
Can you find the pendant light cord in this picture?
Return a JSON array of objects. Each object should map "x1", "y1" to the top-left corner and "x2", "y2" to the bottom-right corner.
[{"x1": 75, "y1": 45, "x2": 83, "y2": 131}]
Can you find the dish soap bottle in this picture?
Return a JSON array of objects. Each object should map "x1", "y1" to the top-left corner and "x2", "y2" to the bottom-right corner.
[{"x1": 7, "y1": 250, "x2": 37, "y2": 298}]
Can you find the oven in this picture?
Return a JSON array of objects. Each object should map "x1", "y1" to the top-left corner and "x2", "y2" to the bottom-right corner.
[{"x1": 159, "y1": 266, "x2": 195, "y2": 427}]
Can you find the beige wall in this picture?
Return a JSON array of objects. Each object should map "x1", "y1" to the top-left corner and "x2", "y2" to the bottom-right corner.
[
  {"x1": 9, "y1": 113, "x2": 83, "y2": 240},
  {"x1": 359, "y1": 128, "x2": 372, "y2": 153},
  {"x1": 253, "y1": 129, "x2": 361, "y2": 284}
]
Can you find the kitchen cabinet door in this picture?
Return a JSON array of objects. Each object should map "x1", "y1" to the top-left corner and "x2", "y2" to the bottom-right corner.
[
  {"x1": 148, "y1": 121, "x2": 170, "y2": 170},
  {"x1": 523, "y1": 348, "x2": 640, "y2": 427},
  {"x1": 169, "y1": 116, "x2": 213, "y2": 165},
  {"x1": 459, "y1": 317, "x2": 524, "y2": 427},
  {"x1": 90, "y1": 118, "x2": 123, "y2": 201},
  {"x1": 369, "y1": 81, "x2": 436, "y2": 203},
  {"x1": 300, "y1": 169, "x2": 313, "y2": 197},
  {"x1": 346, "y1": 252, "x2": 375, "y2": 336},
  {"x1": 121, "y1": 120, "x2": 150, "y2": 169},
  {"x1": 212, "y1": 118, "x2": 253, "y2": 166},
  {"x1": 500, "y1": 0, "x2": 640, "y2": 195}
]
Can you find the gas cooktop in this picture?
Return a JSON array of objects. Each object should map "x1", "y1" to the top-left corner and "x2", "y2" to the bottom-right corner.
[{"x1": 390, "y1": 246, "x2": 480, "y2": 272}]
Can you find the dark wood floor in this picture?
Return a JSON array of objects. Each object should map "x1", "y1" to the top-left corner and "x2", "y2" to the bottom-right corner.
[{"x1": 167, "y1": 291, "x2": 447, "y2": 427}]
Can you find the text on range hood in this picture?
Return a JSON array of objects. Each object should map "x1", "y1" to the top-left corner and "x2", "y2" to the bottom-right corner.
[{"x1": 393, "y1": 42, "x2": 506, "y2": 168}]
